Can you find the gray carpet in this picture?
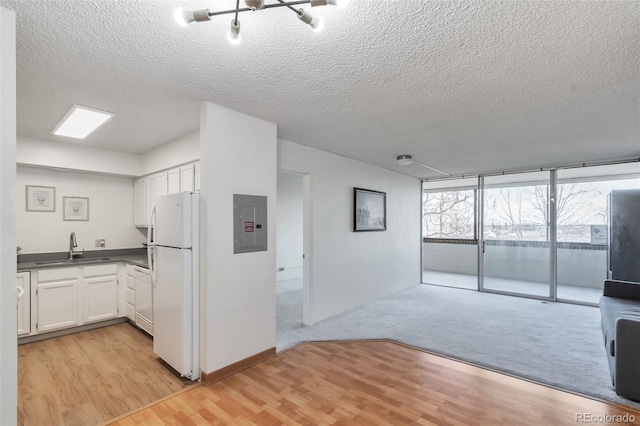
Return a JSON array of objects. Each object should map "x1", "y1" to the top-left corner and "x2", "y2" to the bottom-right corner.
[
  {"x1": 276, "y1": 279, "x2": 304, "y2": 334},
  {"x1": 276, "y1": 283, "x2": 640, "y2": 410}
]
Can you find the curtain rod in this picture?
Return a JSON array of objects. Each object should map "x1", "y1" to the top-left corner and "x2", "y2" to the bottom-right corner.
[{"x1": 422, "y1": 157, "x2": 640, "y2": 182}]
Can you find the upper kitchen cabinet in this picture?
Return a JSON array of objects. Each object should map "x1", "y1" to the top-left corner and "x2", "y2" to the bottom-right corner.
[
  {"x1": 134, "y1": 161, "x2": 200, "y2": 227},
  {"x1": 180, "y1": 164, "x2": 195, "y2": 193},
  {"x1": 168, "y1": 168, "x2": 181, "y2": 194},
  {"x1": 156, "y1": 171, "x2": 168, "y2": 197},
  {"x1": 134, "y1": 178, "x2": 147, "y2": 227}
]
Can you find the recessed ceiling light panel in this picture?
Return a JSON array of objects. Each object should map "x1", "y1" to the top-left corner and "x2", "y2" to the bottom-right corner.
[{"x1": 52, "y1": 104, "x2": 114, "y2": 139}]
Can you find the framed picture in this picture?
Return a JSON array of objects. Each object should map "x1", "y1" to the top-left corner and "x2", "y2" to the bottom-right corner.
[
  {"x1": 63, "y1": 197, "x2": 89, "y2": 221},
  {"x1": 26, "y1": 185, "x2": 56, "y2": 212},
  {"x1": 354, "y1": 187, "x2": 386, "y2": 232}
]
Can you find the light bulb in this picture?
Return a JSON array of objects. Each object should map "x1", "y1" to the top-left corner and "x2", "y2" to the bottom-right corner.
[
  {"x1": 311, "y1": 0, "x2": 349, "y2": 7},
  {"x1": 310, "y1": 15, "x2": 324, "y2": 32},
  {"x1": 227, "y1": 19, "x2": 242, "y2": 45},
  {"x1": 173, "y1": 8, "x2": 193, "y2": 27},
  {"x1": 298, "y1": 10, "x2": 324, "y2": 32}
]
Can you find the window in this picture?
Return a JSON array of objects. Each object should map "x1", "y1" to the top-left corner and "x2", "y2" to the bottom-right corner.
[
  {"x1": 483, "y1": 184, "x2": 549, "y2": 241},
  {"x1": 557, "y1": 179, "x2": 639, "y2": 243},
  {"x1": 422, "y1": 189, "x2": 475, "y2": 239}
]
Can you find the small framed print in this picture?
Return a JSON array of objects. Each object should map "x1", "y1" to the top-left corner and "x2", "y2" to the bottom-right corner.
[
  {"x1": 63, "y1": 197, "x2": 89, "y2": 221},
  {"x1": 26, "y1": 185, "x2": 56, "y2": 212},
  {"x1": 354, "y1": 187, "x2": 387, "y2": 232}
]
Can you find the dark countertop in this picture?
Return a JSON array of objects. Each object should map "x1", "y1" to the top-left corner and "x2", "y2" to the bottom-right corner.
[{"x1": 17, "y1": 248, "x2": 149, "y2": 271}]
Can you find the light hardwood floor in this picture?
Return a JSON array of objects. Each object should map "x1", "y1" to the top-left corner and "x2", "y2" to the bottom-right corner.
[
  {"x1": 19, "y1": 322, "x2": 194, "y2": 426},
  {"x1": 110, "y1": 340, "x2": 640, "y2": 426}
]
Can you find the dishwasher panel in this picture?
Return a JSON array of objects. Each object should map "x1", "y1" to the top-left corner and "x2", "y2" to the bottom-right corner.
[{"x1": 134, "y1": 267, "x2": 153, "y2": 336}]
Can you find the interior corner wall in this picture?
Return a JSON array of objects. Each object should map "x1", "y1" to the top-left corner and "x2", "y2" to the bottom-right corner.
[
  {"x1": 17, "y1": 166, "x2": 144, "y2": 253},
  {"x1": 276, "y1": 171, "x2": 303, "y2": 282},
  {"x1": 0, "y1": 7, "x2": 17, "y2": 425},
  {"x1": 278, "y1": 139, "x2": 422, "y2": 324},
  {"x1": 140, "y1": 131, "x2": 199, "y2": 176},
  {"x1": 200, "y1": 102, "x2": 277, "y2": 373}
]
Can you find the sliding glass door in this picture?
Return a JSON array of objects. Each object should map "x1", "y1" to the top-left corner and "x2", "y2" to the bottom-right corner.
[
  {"x1": 421, "y1": 162, "x2": 639, "y2": 306},
  {"x1": 481, "y1": 171, "x2": 553, "y2": 298}
]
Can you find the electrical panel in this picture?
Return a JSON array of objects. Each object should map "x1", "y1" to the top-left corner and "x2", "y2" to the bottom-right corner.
[{"x1": 233, "y1": 194, "x2": 268, "y2": 254}]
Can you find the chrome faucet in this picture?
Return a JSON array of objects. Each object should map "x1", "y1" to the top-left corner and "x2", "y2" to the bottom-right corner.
[{"x1": 69, "y1": 232, "x2": 83, "y2": 260}]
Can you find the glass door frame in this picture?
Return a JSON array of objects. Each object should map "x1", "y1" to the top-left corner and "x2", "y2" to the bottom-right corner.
[{"x1": 477, "y1": 170, "x2": 558, "y2": 302}]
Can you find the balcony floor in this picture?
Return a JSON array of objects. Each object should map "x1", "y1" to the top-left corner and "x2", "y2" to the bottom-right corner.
[{"x1": 422, "y1": 270, "x2": 602, "y2": 305}]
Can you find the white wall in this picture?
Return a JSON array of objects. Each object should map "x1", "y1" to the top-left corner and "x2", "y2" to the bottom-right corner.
[
  {"x1": 276, "y1": 171, "x2": 303, "y2": 281},
  {"x1": 0, "y1": 7, "x2": 17, "y2": 424},
  {"x1": 140, "y1": 131, "x2": 199, "y2": 176},
  {"x1": 17, "y1": 166, "x2": 145, "y2": 253},
  {"x1": 278, "y1": 139, "x2": 422, "y2": 324},
  {"x1": 17, "y1": 137, "x2": 141, "y2": 176},
  {"x1": 200, "y1": 102, "x2": 277, "y2": 374}
]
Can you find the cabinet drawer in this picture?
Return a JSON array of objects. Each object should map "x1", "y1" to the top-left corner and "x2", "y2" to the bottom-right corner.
[
  {"x1": 37, "y1": 267, "x2": 78, "y2": 282},
  {"x1": 136, "y1": 314, "x2": 153, "y2": 336},
  {"x1": 126, "y1": 264, "x2": 136, "y2": 276},
  {"x1": 126, "y1": 287, "x2": 135, "y2": 305},
  {"x1": 126, "y1": 303, "x2": 135, "y2": 321},
  {"x1": 84, "y1": 264, "x2": 118, "y2": 277}
]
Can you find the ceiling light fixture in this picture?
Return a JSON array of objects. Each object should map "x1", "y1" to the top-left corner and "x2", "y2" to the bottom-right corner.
[
  {"x1": 174, "y1": 0, "x2": 347, "y2": 44},
  {"x1": 52, "y1": 105, "x2": 114, "y2": 140},
  {"x1": 396, "y1": 155, "x2": 450, "y2": 177}
]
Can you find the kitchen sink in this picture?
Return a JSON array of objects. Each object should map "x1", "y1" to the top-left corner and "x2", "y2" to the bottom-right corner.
[{"x1": 35, "y1": 257, "x2": 111, "y2": 265}]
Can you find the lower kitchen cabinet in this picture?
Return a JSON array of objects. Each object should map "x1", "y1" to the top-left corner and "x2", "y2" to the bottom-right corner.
[
  {"x1": 83, "y1": 264, "x2": 118, "y2": 323},
  {"x1": 36, "y1": 267, "x2": 79, "y2": 333},
  {"x1": 125, "y1": 265, "x2": 136, "y2": 321},
  {"x1": 17, "y1": 272, "x2": 30, "y2": 336},
  {"x1": 24, "y1": 263, "x2": 123, "y2": 338}
]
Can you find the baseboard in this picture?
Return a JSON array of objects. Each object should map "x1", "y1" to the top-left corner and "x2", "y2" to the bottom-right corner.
[{"x1": 201, "y1": 347, "x2": 276, "y2": 385}]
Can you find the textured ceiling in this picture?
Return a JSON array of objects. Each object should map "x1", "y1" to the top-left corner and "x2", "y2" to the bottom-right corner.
[{"x1": 1, "y1": 0, "x2": 639, "y2": 178}]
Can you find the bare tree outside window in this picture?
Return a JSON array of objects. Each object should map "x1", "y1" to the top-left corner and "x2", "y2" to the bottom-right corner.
[
  {"x1": 423, "y1": 179, "x2": 635, "y2": 243},
  {"x1": 423, "y1": 190, "x2": 475, "y2": 239}
]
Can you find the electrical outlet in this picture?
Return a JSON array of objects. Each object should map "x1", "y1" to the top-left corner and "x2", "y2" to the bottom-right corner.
[{"x1": 95, "y1": 239, "x2": 105, "y2": 248}]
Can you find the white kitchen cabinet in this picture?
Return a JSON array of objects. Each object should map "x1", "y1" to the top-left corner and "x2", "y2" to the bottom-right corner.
[
  {"x1": 134, "y1": 178, "x2": 147, "y2": 227},
  {"x1": 194, "y1": 162, "x2": 201, "y2": 192},
  {"x1": 125, "y1": 265, "x2": 135, "y2": 321},
  {"x1": 168, "y1": 168, "x2": 181, "y2": 194},
  {"x1": 180, "y1": 164, "x2": 195, "y2": 193},
  {"x1": 17, "y1": 272, "x2": 30, "y2": 336},
  {"x1": 134, "y1": 161, "x2": 200, "y2": 227},
  {"x1": 83, "y1": 264, "x2": 118, "y2": 323},
  {"x1": 25, "y1": 264, "x2": 123, "y2": 337},
  {"x1": 157, "y1": 171, "x2": 168, "y2": 197},
  {"x1": 36, "y1": 267, "x2": 79, "y2": 333},
  {"x1": 146, "y1": 174, "x2": 158, "y2": 226}
]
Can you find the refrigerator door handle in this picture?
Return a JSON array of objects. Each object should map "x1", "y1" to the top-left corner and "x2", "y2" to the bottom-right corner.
[{"x1": 148, "y1": 203, "x2": 157, "y2": 287}]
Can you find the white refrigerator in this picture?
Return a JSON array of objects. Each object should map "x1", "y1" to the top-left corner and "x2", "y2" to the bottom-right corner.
[{"x1": 147, "y1": 192, "x2": 200, "y2": 381}]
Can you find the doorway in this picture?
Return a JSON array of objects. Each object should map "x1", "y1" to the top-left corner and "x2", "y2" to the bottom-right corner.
[{"x1": 276, "y1": 170, "x2": 310, "y2": 341}]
